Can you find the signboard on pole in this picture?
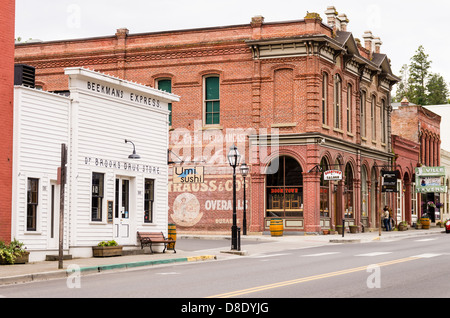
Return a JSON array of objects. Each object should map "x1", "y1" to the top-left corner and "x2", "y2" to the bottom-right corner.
[
  {"x1": 415, "y1": 166, "x2": 447, "y2": 193},
  {"x1": 324, "y1": 170, "x2": 342, "y2": 181},
  {"x1": 381, "y1": 170, "x2": 399, "y2": 193}
]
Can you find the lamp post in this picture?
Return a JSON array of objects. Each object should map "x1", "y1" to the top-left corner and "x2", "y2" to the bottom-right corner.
[
  {"x1": 240, "y1": 162, "x2": 249, "y2": 235},
  {"x1": 227, "y1": 144, "x2": 241, "y2": 250}
]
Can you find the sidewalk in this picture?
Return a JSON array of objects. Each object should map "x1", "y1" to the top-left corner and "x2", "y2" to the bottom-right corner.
[{"x1": 0, "y1": 227, "x2": 445, "y2": 286}]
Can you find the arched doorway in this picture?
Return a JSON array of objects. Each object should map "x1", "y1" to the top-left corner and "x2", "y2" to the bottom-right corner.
[
  {"x1": 320, "y1": 157, "x2": 330, "y2": 228},
  {"x1": 266, "y1": 156, "x2": 304, "y2": 230},
  {"x1": 344, "y1": 163, "x2": 354, "y2": 221},
  {"x1": 361, "y1": 166, "x2": 369, "y2": 228}
]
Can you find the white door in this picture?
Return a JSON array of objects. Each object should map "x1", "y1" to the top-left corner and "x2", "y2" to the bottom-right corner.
[
  {"x1": 48, "y1": 182, "x2": 60, "y2": 249},
  {"x1": 114, "y1": 177, "x2": 132, "y2": 245}
]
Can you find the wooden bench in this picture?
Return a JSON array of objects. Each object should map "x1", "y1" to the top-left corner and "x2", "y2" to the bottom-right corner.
[{"x1": 137, "y1": 231, "x2": 176, "y2": 254}]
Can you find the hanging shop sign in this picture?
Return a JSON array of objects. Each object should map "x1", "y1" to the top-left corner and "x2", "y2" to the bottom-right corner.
[
  {"x1": 415, "y1": 166, "x2": 447, "y2": 193},
  {"x1": 324, "y1": 170, "x2": 342, "y2": 181},
  {"x1": 381, "y1": 170, "x2": 399, "y2": 193},
  {"x1": 173, "y1": 166, "x2": 204, "y2": 184}
]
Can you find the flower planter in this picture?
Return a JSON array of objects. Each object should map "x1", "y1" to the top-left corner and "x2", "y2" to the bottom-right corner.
[
  {"x1": 336, "y1": 226, "x2": 343, "y2": 235},
  {"x1": 398, "y1": 224, "x2": 408, "y2": 231},
  {"x1": 92, "y1": 245, "x2": 123, "y2": 257},
  {"x1": 322, "y1": 229, "x2": 330, "y2": 235},
  {"x1": 420, "y1": 218, "x2": 430, "y2": 229},
  {"x1": 0, "y1": 251, "x2": 29, "y2": 265},
  {"x1": 349, "y1": 225, "x2": 358, "y2": 234}
]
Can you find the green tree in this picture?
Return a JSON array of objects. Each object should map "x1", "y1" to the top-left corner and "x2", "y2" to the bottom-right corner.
[
  {"x1": 408, "y1": 45, "x2": 431, "y2": 105},
  {"x1": 426, "y1": 73, "x2": 449, "y2": 105}
]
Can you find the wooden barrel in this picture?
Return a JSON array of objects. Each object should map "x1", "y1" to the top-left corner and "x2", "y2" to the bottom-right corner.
[
  {"x1": 270, "y1": 218, "x2": 283, "y2": 237},
  {"x1": 420, "y1": 218, "x2": 430, "y2": 229},
  {"x1": 168, "y1": 223, "x2": 177, "y2": 250}
]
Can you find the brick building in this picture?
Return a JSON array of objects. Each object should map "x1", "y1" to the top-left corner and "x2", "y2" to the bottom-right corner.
[
  {"x1": 15, "y1": 6, "x2": 400, "y2": 234},
  {"x1": 392, "y1": 98, "x2": 442, "y2": 224},
  {"x1": 0, "y1": 0, "x2": 15, "y2": 241}
]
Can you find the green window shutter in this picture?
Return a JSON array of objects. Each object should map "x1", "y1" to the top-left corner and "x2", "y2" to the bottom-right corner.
[
  {"x1": 158, "y1": 79, "x2": 172, "y2": 126},
  {"x1": 205, "y1": 76, "x2": 220, "y2": 125}
]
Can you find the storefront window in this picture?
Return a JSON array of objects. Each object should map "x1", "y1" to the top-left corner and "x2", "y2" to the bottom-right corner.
[
  {"x1": 266, "y1": 156, "x2": 303, "y2": 217},
  {"x1": 91, "y1": 172, "x2": 104, "y2": 221},
  {"x1": 144, "y1": 178, "x2": 154, "y2": 223},
  {"x1": 361, "y1": 167, "x2": 368, "y2": 217},
  {"x1": 344, "y1": 163, "x2": 354, "y2": 218},
  {"x1": 320, "y1": 157, "x2": 329, "y2": 217}
]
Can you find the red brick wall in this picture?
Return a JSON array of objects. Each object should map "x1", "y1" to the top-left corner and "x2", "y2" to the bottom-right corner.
[
  {"x1": 0, "y1": 0, "x2": 15, "y2": 242},
  {"x1": 15, "y1": 13, "x2": 396, "y2": 233}
]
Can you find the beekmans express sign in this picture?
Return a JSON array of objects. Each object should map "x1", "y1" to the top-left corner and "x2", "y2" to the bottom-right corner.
[{"x1": 415, "y1": 166, "x2": 447, "y2": 193}]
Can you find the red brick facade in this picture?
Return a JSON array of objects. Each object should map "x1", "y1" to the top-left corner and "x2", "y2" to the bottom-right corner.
[
  {"x1": 15, "y1": 7, "x2": 400, "y2": 234},
  {"x1": 0, "y1": 0, "x2": 15, "y2": 242},
  {"x1": 392, "y1": 99, "x2": 442, "y2": 223}
]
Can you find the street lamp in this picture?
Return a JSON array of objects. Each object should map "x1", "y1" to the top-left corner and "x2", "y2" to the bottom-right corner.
[
  {"x1": 227, "y1": 144, "x2": 241, "y2": 250},
  {"x1": 240, "y1": 162, "x2": 249, "y2": 235}
]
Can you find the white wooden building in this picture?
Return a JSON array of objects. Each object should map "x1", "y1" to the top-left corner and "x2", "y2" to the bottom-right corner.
[{"x1": 12, "y1": 67, "x2": 179, "y2": 261}]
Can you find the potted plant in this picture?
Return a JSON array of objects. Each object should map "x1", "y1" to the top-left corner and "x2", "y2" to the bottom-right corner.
[
  {"x1": 420, "y1": 216, "x2": 431, "y2": 229},
  {"x1": 322, "y1": 229, "x2": 330, "y2": 235},
  {"x1": 329, "y1": 228, "x2": 337, "y2": 235},
  {"x1": 0, "y1": 239, "x2": 29, "y2": 265},
  {"x1": 336, "y1": 225, "x2": 343, "y2": 235},
  {"x1": 415, "y1": 219, "x2": 422, "y2": 229},
  {"x1": 398, "y1": 221, "x2": 408, "y2": 231},
  {"x1": 349, "y1": 225, "x2": 358, "y2": 233},
  {"x1": 92, "y1": 240, "x2": 123, "y2": 257}
]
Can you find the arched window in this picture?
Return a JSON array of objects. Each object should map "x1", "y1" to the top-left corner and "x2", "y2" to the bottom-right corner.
[
  {"x1": 347, "y1": 83, "x2": 352, "y2": 133},
  {"x1": 266, "y1": 156, "x2": 303, "y2": 218},
  {"x1": 157, "y1": 79, "x2": 172, "y2": 126},
  {"x1": 371, "y1": 95, "x2": 376, "y2": 140},
  {"x1": 322, "y1": 72, "x2": 328, "y2": 125},
  {"x1": 381, "y1": 99, "x2": 386, "y2": 143},
  {"x1": 334, "y1": 74, "x2": 342, "y2": 129},
  {"x1": 204, "y1": 75, "x2": 220, "y2": 125},
  {"x1": 344, "y1": 163, "x2": 354, "y2": 218},
  {"x1": 360, "y1": 90, "x2": 366, "y2": 138}
]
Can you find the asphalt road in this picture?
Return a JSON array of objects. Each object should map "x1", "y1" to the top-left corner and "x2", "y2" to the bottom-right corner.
[{"x1": 1, "y1": 234, "x2": 449, "y2": 301}]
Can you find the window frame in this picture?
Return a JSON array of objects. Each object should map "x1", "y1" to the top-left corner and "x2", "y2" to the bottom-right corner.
[
  {"x1": 347, "y1": 83, "x2": 352, "y2": 133},
  {"x1": 322, "y1": 72, "x2": 328, "y2": 126},
  {"x1": 371, "y1": 95, "x2": 376, "y2": 140},
  {"x1": 91, "y1": 172, "x2": 104, "y2": 222},
  {"x1": 360, "y1": 90, "x2": 367, "y2": 138},
  {"x1": 204, "y1": 75, "x2": 220, "y2": 126},
  {"x1": 144, "y1": 178, "x2": 155, "y2": 223},
  {"x1": 157, "y1": 78, "x2": 173, "y2": 127},
  {"x1": 27, "y1": 178, "x2": 39, "y2": 231},
  {"x1": 334, "y1": 74, "x2": 342, "y2": 129}
]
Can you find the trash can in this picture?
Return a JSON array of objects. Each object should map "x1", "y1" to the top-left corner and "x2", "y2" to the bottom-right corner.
[
  {"x1": 270, "y1": 218, "x2": 283, "y2": 237},
  {"x1": 168, "y1": 223, "x2": 176, "y2": 250}
]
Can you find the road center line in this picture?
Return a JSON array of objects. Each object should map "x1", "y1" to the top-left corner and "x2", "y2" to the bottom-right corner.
[{"x1": 206, "y1": 256, "x2": 420, "y2": 298}]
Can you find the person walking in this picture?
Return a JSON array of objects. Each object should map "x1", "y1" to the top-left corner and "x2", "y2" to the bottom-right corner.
[{"x1": 383, "y1": 206, "x2": 391, "y2": 231}]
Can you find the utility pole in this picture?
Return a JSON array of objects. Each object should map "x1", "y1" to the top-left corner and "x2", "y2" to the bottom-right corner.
[{"x1": 58, "y1": 144, "x2": 67, "y2": 270}]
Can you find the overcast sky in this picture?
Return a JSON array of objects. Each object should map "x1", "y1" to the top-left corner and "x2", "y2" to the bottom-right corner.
[{"x1": 14, "y1": 0, "x2": 450, "y2": 96}]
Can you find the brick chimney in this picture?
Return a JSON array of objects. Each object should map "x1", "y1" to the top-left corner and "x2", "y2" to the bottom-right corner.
[
  {"x1": 338, "y1": 13, "x2": 349, "y2": 31},
  {"x1": 401, "y1": 97, "x2": 409, "y2": 106},
  {"x1": 251, "y1": 15, "x2": 264, "y2": 40},
  {"x1": 373, "y1": 37, "x2": 382, "y2": 53},
  {"x1": 362, "y1": 31, "x2": 374, "y2": 52},
  {"x1": 325, "y1": 6, "x2": 339, "y2": 31}
]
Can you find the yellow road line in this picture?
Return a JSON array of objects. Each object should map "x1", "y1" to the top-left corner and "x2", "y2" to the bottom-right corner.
[{"x1": 207, "y1": 256, "x2": 420, "y2": 298}]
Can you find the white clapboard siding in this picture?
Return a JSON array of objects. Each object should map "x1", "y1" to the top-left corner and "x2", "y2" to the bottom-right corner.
[
  {"x1": 66, "y1": 67, "x2": 177, "y2": 247},
  {"x1": 13, "y1": 87, "x2": 70, "y2": 251}
]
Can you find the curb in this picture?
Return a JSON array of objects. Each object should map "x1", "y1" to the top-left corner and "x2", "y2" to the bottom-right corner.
[{"x1": 0, "y1": 255, "x2": 216, "y2": 286}]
